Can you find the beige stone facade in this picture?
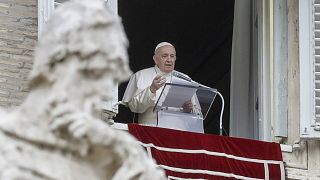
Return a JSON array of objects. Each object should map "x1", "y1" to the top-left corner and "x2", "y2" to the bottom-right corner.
[{"x1": 0, "y1": 0, "x2": 37, "y2": 108}]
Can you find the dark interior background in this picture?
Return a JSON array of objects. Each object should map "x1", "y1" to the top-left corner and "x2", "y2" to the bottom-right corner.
[{"x1": 116, "y1": 0, "x2": 235, "y2": 135}]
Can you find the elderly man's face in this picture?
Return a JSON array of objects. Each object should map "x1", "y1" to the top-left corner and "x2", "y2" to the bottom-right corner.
[{"x1": 153, "y1": 45, "x2": 176, "y2": 73}]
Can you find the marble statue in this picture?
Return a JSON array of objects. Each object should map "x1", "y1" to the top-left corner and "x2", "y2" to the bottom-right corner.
[{"x1": 0, "y1": 0, "x2": 166, "y2": 179}]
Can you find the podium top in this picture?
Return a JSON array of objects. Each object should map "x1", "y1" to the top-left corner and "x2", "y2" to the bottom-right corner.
[{"x1": 154, "y1": 83, "x2": 217, "y2": 120}]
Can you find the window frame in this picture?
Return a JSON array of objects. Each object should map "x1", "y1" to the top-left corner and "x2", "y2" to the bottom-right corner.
[{"x1": 37, "y1": 0, "x2": 54, "y2": 38}]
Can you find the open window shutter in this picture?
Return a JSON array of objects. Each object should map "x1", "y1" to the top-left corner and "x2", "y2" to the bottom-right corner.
[
  {"x1": 315, "y1": 0, "x2": 320, "y2": 125},
  {"x1": 300, "y1": 0, "x2": 320, "y2": 138}
]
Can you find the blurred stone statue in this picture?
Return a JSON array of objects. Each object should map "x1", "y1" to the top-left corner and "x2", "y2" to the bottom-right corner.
[{"x1": 0, "y1": 0, "x2": 165, "y2": 179}]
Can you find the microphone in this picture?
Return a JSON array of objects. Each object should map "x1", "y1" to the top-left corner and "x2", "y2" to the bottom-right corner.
[{"x1": 172, "y1": 71, "x2": 192, "y2": 82}]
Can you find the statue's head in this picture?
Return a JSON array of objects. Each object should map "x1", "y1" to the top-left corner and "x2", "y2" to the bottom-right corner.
[{"x1": 29, "y1": 0, "x2": 132, "y2": 109}]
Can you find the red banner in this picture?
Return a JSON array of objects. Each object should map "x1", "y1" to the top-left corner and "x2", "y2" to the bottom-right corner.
[{"x1": 128, "y1": 124, "x2": 284, "y2": 180}]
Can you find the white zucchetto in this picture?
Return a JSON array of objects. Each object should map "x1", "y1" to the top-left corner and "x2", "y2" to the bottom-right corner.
[{"x1": 154, "y1": 42, "x2": 174, "y2": 53}]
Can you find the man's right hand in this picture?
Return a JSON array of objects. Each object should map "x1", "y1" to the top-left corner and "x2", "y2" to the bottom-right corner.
[
  {"x1": 182, "y1": 100, "x2": 193, "y2": 113},
  {"x1": 150, "y1": 75, "x2": 166, "y2": 93}
]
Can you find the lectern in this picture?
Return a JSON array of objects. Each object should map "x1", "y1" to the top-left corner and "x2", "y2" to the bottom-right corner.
[{"x1": 154, "y1": 83, "x2": 217, "y2": 133}]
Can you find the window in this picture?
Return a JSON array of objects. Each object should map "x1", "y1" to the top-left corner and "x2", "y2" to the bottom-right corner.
[
  {"x1": 37, "y1": 0, "x2": 120, "y2": 117},
  {"x1": 38, "y1": 0, "x2": 117, "y2": 36}
]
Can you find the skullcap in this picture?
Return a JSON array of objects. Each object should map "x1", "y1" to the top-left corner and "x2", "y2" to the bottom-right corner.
[{"x1": 154, "y1": 42, "x2": 173, "y2": 53}]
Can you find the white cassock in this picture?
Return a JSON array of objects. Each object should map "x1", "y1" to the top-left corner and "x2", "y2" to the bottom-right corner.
[{"x1": 122, "y1": 65, "x2": 191, "y2": 126}]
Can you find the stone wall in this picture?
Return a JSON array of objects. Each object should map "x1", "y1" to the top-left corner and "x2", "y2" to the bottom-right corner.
[{"x1": 0, "y1": 0, "x2": 37, "y2": 108}]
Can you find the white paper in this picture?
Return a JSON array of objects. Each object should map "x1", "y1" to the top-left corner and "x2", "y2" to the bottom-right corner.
[{"x1": 161, "y1": 85, "x2": 197, "y2": 108}]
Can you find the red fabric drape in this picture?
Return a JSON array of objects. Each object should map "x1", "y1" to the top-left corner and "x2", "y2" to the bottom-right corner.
[{"x1": 128, "y1": 124, "x2": 284, "y2": 180}]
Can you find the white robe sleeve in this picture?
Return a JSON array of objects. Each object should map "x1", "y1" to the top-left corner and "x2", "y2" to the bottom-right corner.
[
  {"x1": 128, "y1": 86, "x2": 156, "y2": 113},
  {"x1": 122, "y1": 72, "x2": 157, "y2": 113},
  {"x1": 122, "y1": 74, "x2": 137, "y2": 103}
]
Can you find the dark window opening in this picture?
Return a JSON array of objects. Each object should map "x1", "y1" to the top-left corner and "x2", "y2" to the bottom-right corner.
[{"x1": 116, "y1": 0, "x2": 235, "y2": 135}]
